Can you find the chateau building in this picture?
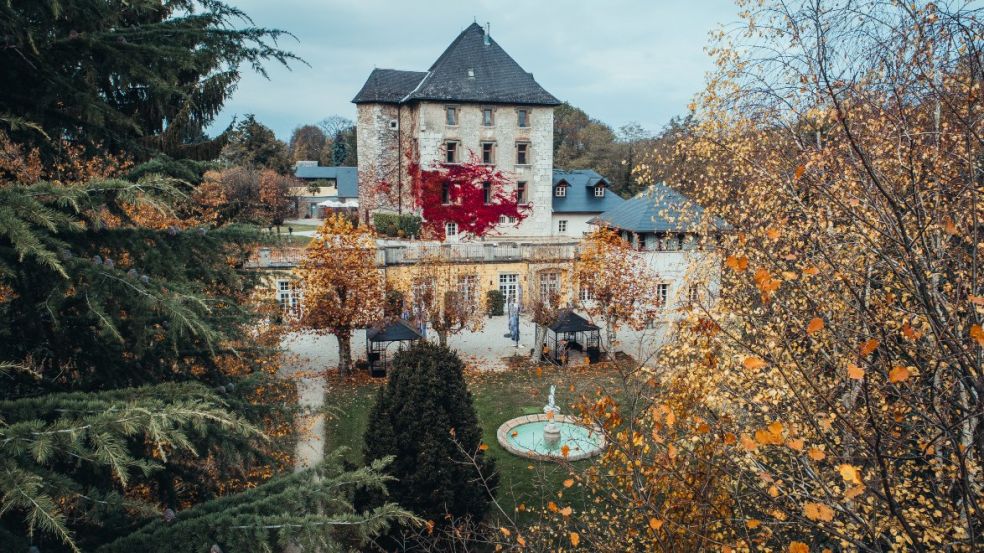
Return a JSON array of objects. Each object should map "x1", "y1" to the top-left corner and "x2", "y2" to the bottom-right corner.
[{"x1": 352, "y1": 22, "x2": 560, "y2": 237}]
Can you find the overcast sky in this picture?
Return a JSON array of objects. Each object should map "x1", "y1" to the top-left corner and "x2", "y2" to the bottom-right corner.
[{"x1": 211, "y1": 0, "x2": 740, "y2": 141}]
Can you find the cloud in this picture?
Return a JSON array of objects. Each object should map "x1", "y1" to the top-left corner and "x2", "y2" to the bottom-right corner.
[{"x1": 212, "y1": 0, "x2": 738, "y2": 140}]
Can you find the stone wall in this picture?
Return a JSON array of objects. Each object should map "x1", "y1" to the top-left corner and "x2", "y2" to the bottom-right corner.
[{"x1": 358, "y1": 100, "x2": 555, "y2": 237}]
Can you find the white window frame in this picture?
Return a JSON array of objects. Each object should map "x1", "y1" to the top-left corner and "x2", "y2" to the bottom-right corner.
[
  {"x1": 558, "y1": 220, "x2": 568, "y2": 233},
  {"x1": 499, "y1": 273, "x2": 519, "y2": 304},
  {"x1": 594, "y1": 186, "x2": 605, "y2": 197},
  {"x1": 539, "y1": 271, "x2": 560, "y2": 302},
  {"x1": 655, "y1": 283, "x2": 669, "y2": 307},
  {"x1": 457, "y1": 274, "x2": 478, "y2": 305},
  {"x1": 555, "y1": 185, "x2": 567, "y2": 197},
  {"x1": 445, "y1": 221, "x2": 459, "y2": 239}
]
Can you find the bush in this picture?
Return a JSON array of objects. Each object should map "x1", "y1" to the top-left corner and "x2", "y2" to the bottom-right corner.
[
  {"x1": 486, "y1": 289, "x2": 505, "y2": 316},
  {"x1": 362, "y1": 342, "x2": 497, "y2": 531},
  {"x1": 373, "y1": 213, "x2": 422, "y2": 239}
]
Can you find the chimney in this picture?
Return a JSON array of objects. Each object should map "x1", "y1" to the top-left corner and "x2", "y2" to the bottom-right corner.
[{"x1": 483, "y1": 22, "x2": 491, "y2": 46}]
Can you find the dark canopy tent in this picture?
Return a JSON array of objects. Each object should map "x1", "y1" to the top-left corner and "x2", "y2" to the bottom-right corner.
[
  {"x1": 546, "y1": 310, "x2": 603, "y2": 364},
  {"x1": 365, "y1": 319, "x2": 424, "y2": 376}
]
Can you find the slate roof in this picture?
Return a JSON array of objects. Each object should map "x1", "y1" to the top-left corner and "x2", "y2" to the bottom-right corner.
[
  {"x1": 353, "y1": 23, "x2": 560, "y2": 106},
  {"x1": 548, "y1": 310, "x2": 600, "y2": 334},
  {"x1": 351, "y1": 69, "x2": 428, "y2": 104},
  {"x1": 592, "y1": 183, "x2": 728, "y2": 233},
  {"x1": 367, "y1": 319, "x2": 425, "y2": 343},
  {"x1": 551, "y1": 169, "x2": 626, "y2": 214},
  {"x1": 293, "y1": 166, "x2": 358, "y2": 198}
]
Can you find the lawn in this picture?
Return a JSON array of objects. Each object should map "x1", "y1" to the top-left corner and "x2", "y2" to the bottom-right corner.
[{"x1": 322, "y1": 361, "x2": 624, "y2": 522}]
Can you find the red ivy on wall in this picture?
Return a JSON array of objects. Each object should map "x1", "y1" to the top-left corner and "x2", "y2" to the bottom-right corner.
[{"x1": 410, "y1": 155, "x2": 531, "y2": 239}]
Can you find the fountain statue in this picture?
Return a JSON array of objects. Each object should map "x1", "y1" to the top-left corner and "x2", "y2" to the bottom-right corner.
[{"x1": 542, "y1": 385, "x2": 561, "y2": 447}]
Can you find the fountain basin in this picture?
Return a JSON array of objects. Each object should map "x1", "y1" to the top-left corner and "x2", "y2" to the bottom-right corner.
[{"x1": 496, "y1": 414, "x2": 606, "y2": 461}]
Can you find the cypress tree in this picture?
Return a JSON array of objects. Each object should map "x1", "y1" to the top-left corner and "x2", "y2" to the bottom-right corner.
[{"x1": 363, "y1": 342, "x2": 497, "y2": 528}]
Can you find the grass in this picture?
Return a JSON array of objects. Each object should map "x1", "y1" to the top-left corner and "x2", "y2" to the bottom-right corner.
[{"x1": 322, "y1": 362, "x2": 623, "y2": 522}]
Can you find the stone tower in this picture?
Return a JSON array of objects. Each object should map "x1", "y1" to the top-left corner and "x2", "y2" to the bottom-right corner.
[{"x1": 352, "y1": 22, "x2": 560, "y2": 238}]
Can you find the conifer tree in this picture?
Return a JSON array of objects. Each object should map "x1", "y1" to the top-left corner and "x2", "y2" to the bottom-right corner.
[
  {"x1": 363, "y1": 342, "x2": 497, "y2": 531},
  {"x1": 0, "y1": 0, "x2": 299, "y2": 159}
]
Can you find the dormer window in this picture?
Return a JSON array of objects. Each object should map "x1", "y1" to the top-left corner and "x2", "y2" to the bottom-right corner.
[
  {"x1": 446, "y1": 106, "x2": 458, "y2": 126},
  {"x1": 594, "y1": 185, "x2": 605, "y2": 197},
  {"x1": 555, "y1": 185, "x2": 567, "y2": 197}
]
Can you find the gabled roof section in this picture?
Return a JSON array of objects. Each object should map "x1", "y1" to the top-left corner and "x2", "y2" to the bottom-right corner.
[
  {"x1": 551, "y1": 169, "x2": 625, "y2": 214},
  {"x1": 592, "y1": 182, "x2": 728, "y2": 233},
  {"x1": 352, "y1": 69, "x2": 428, "y2": 104},
  {"x1": 367, "y1": 319, "x2": 424, "y2": 343},
  {"x1": 353, "y1": 23, "x2": 560, "y2": 106},
  {"x1": 293, "y1": 166, "x2": 359, "y2": 198}
]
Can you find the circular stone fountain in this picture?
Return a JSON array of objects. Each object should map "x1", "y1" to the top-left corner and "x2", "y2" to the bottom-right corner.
[{"x1": 496, "y1": 385, "x2": 606, "y2": 461}]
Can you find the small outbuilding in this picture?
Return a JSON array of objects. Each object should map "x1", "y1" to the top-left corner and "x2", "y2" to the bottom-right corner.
[
  {"x1": 365, "y1": 319, "x2": 424, "y2": 376},
  {"x1": 545, "y1": 310, "x2": 603, "y2": 365}
]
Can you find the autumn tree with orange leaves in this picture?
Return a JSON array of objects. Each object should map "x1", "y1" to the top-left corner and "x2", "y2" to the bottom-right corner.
[
  {"x1": 575, "y1": 228, "x2": 665, "y2": 347},
  {"x1": 530, "y1": 2, "x2": 984, "y2": 552},
  {"x1": 297, "y1": 214, "x2": 383, "y2": 376},
  {"x1": 400, "y1": 252, "x2": 485, "y2": 347}
]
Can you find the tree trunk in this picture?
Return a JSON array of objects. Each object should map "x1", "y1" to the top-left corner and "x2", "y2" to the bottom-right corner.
[
  {"x1": 437, "y1": 330, "x2": 448, "y2": 347},
  {"x1": 336, "y1": 330, "x2": 352, "y2": 377}
]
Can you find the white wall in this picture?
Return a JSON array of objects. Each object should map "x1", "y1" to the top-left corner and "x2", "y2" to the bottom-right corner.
[{"x1": 550, "y1": 213, "x2": 597, "y2": 237}]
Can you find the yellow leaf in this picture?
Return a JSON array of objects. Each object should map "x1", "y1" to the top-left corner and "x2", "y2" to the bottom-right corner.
[
  {"x1": 743, "y1": 356, "x2": 767, "y2": 370},
  {"x1": 888, "y1": 365, "x2": 910, "y2": 383},
  {"x1": 563, "y1": 478, "x2": 574, "y2": 488},
  {"x1": 740, "y1": 434, "x2": 758, "y2": 451},
  {"x1": 789, "y1": 541, "x2": 809, "y2": 553},
  {"x1": 768, "y1": 421, "x2": 784, "y2": 435},
  {"x1": 847, "y1": 364, "x2": 864, "y2": 380},
  {"x1": 944, "y1": 217, "x2": 958, "y2": 235},
  {"x1": 649, "y1": 517, "x2": 664, "y2": 530},
  {"x1": 901, "y1": 323, "x2": 921, "y2": 340},
  {"x1": 768, "y1": 485, "x2": 780, "y2": 497},
  {"x1": 547, "y1": 501, "x2": 558, "y2": 512},
  {"x1": 971, "y1": 324, "x2": 984, "y2": 346},
  {"x1": 766, "y1": 227, "x2": 780, "y2": 240},
  {"x1": 806, "y1": 317, "x2": 824, "y2": 335},
  {"x1": 723, "y1": 432, "x2": 737, "y2": 445},
  {"x1": 802, "y1": 266, "x2": 820, "y2": 277},
  {"x1": 517, "y1": 536, "x2": 526, "y2": 547},
  {"x1": 746, "y1": 519, "x2": 761, "y2": 529},
  {"x1": 425, "y1": 520, "x2": 435, "y2": 534},
  {"x1": 786, "y1": 438, "x2": 805, "y2": 451},
  {"x1": 570, "y1": 532, "x2": 580, "y2": 546},
  {"x1": 561, "y1": 444, "x2": 570, "y2": 458},
  {"x1": 859, "y1": 338, "x2": 880, "y2": 357},
  {"x1": 807, "y1": 447, "x2": 826, "y2": 461},
  {"x1": 839, "y1": 464, "x2": 861, "y2": 484},
  {"x1": 794, "y1": 165, "x2": 805, "y2": 180},
  {"x1": 500, "y1": 527, "x2": 511, "y2": 537},
  {"x1": 803, "y1": 502, "x2": 835, "y2": 522},
  {"x1": 479, "y1": 443, "x2": 489, "y2": 452},
  {"x1": 560, "y1": 506, "x2": 573, "y2": 517},
  {"x1": 517, "y1": 503, "x2": 526, "y2": 512}
]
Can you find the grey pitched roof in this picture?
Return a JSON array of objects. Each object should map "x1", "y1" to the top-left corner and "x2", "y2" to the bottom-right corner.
[
  {"x1": 367, "y1": 319, "x2": 424, "y2": 342},
  {"x1": 592, "y1": 183, "x2": 727, "y2": 233},
  {"x1": 293, "y1": 166, "x2": 359, "y2": 198},
  {"x1": 548, "y1": 310, "x2": 600, "y2": 334},
  {"x1": 352, "y1": 69, "x2": 428, "y2": 104},
  {"x1": 353, "y1": 23, "x2": 560, "y2": 106},
  {"x1": 551, "y1": 169, "x2": 626, "y2": 214}
]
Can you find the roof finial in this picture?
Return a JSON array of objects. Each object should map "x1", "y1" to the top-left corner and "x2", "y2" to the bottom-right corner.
[{"x1": 484, "y1": 21, "x2": 491, "y2": 46}]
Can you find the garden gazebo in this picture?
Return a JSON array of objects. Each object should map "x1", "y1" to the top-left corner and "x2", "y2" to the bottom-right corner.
[
  {"x1": 365, "y1": 319, "x2": 424, "y2": 376},
  {"x1": 546, "y1": 310, "x2": 603, "y2": 365}
]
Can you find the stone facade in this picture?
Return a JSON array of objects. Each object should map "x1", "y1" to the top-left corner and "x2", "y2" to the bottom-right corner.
[{"x1": 356, "y1": 100, "x2": 555, "y2": 238}]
